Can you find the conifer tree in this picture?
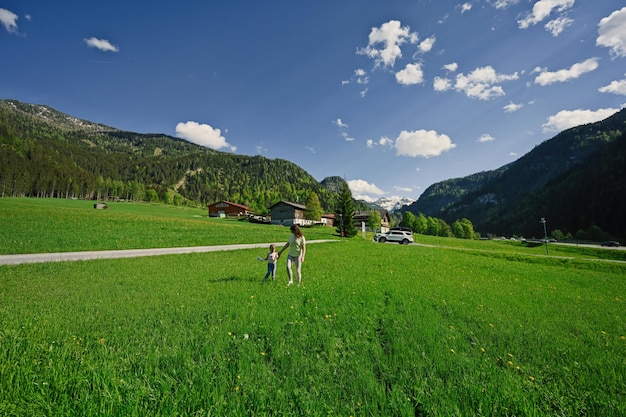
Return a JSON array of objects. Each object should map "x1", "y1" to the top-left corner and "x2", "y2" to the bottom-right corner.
[
  {"x1": 304, "y1": 191, "x2": 323, "y2": 221},
  {"x1": 335, "y1": 183, "x2": 357, "y2": 237}
]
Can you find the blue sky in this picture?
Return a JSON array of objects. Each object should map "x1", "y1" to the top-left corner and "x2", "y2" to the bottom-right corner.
[{"x1": 2, "y1": 1, "x2": 625, "y2": 201}]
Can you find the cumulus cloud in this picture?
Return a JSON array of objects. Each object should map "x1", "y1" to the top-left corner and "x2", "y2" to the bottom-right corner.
[
  {"x1": 517, "y1": 0, "x2": 574, "y2": 30},
  {"x1": 396, "y1": 63, "x2": 424, "y2": 85},
  {"x1": 418, "y1": 36, "x2": 436, "y2": 53},
  {"x1": 503, "y1": 101, "x2": 524, "y2": 112},
  {"x1": 357, "y1": 20, "x2": 418, "y2": 68},
  {"x1": 454, "y1": 66, "x2": 519, "y2": 100},
  {"x1": 596, "y1": 7, "x2": 626, "y2": 58},
  {"x1": 460, "y1": 3, "x2": 472, "y2": 13},
  {"x1": 534, "y1": 57, "x2": 599, "y2": 86},
  {"x1": 84, "y1": 37, "x2": 120, "y2": 52},
  {"x1": 0, "y1": 8, "x2": 18, "y2": 33},
  {"x1": 433, "y1": 77, "x2": 452, "y2": 92},
  {"x1": 492, "y1": 0, "x2": 519, "y2": 9},
  {"x1": 541, "y1": 108, "x2": 619, "y2": 133},
  {"x1": 442, "y1": 62, "x2": 458, "y2": 72},
  {"x1": 545, "y1": 16, "x2": 573, "y2": 36},
  {"x1": 395, "y1": 129, "x2": 455, "y2": 157},
  {"x1": 478, "y1": 134, "x2": 495, "y2": 143},
  {"x1": 344, "y1": 68, "x2": 369, "y2": 96},
  {"x1": 175, "y1": 121, "x2": 236, "y2": 151},
  {"x1": 334, "y1": 118, "x2": 348, "y2": 128},
  {"x1": 348, "y1": 179, "x2": 385, "y2": 200},
  {"x1": 341, "y1": 132, "x2": 355, "y2": 142},
  {"x1": 599, "y1": 74, "x2": 626, "y2": 95}
]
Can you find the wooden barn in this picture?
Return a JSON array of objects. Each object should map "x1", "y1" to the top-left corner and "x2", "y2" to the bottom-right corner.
[
  {"x1": 207, "y1": 201, "x2": 250, "y2": 218},
  {"x1": 269, "y1": 201, "x2": 312, "y2": 226}
]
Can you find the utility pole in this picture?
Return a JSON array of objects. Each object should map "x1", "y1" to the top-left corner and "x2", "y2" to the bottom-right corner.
[{"x1": 540, "y1": 217, "x2": 548, "y2": 255}]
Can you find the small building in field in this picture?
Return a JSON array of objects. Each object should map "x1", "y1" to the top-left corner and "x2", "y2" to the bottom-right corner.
[
  {"x1": 353, "y1": 210, "x2": 391, "y2": 233},
  {"x1": 269, "y1": 201, "x2": 312, "y2": 226},
  {"x1": 321, "y1": 213, "x2": 335, "y2": 227},
  {"x1": 207, "y1": 201, "x2": 250, "y2": 218}
]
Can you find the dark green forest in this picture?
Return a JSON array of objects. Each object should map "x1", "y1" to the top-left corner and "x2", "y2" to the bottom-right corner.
[
  {"x1": 0, "y1": 100, "x2": 354, "y2": 214},
  {"x1": 403, "y1": 108, "x2": 626, "y2": 240}
]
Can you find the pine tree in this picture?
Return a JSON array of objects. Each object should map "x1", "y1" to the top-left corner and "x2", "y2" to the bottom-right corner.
[{"x1": 335, "y1": 183, "x2": 357, "y2": 237}]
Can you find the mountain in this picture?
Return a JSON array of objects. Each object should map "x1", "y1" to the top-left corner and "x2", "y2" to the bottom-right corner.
[
  {"x1": 367, "y1": 196, "x2": 416, "y2": 213},
  {"x1": 0, "y1": 99, "x2": 345, "y2": 211},
  {"x1": 401, "y1": 108, "x2": 626, "y2": 239}
]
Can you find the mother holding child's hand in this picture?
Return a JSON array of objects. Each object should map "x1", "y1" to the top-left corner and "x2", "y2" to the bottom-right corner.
[{"x1": 278, "y1": 225, "x2": 306, "y2": 286}]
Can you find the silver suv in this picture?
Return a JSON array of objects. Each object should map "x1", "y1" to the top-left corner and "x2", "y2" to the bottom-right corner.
[{"x1": 374, "y1": 230, "x2": 414, "y2": 244}]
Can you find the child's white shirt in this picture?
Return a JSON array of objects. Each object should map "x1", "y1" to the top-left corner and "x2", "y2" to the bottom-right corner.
[{"x1": 266, "y1": 251, "x2": 278, "y2": 264}]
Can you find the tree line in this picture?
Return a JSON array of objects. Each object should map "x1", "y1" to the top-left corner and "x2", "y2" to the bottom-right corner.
[{"x1": 399, "y1": 211, "x2": 478, "y2": 239}]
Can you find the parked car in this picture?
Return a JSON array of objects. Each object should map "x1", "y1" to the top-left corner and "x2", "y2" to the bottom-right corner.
[
  {"x1": 373, "y1": 230, "x2": 414, "y2": 244},
  {"x1": 601, "y1": 240, "x2": 620, "y2": 247}
]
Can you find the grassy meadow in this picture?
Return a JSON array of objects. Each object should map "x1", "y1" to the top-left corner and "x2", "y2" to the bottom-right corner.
[{"x1": 0, "y1": 198, "x2": 625, "y2": 416}]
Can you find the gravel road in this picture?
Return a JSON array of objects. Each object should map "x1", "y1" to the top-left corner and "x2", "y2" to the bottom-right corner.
[{"x1": 0, "y1": 240, "x2": 338, "y2": 266}]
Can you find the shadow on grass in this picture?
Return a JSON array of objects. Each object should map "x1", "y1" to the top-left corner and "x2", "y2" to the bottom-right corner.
[{"x1": 208, "y1": 275, "x2": 257, "y2": 283}]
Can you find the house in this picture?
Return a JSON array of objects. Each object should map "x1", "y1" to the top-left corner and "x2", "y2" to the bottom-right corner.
[
  {"x1": 269, "y1": 201, "x2": 313, "y2": 226},
  {"x1": 207, "y1": 201, "x2": 250, "y2": 218},
  {"x1": 321, "y1": 213, "x2": 335, "y2": 227},
  {"x1": 353, "y1": 210, "x2": 391, "y2": 233}
]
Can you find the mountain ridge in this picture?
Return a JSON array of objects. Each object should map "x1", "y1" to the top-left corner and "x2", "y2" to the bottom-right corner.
[{"x1": 402, "y1": 108, "x2": 626, "y2": 239}]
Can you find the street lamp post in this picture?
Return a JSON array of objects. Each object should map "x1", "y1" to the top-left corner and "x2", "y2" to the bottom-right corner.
[{"x1": 540, "y1": 217, "x2": 548, "y2": 255}]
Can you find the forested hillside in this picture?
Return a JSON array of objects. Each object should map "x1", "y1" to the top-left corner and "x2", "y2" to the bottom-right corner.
[
  {"x1": 403, "y1": 108, "x2": 626, "y2": 240},
  {"x1": 0, "y1": 99, "x2": 341, "y2": 212}
]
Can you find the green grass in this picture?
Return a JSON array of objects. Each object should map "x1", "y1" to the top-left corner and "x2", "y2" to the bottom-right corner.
[
  {"x1": 1, "y1": 198, "x2": 625, "y2": 416},
  {"x1": 0, "y1": 198, "x2": 337, "y2": 254}
]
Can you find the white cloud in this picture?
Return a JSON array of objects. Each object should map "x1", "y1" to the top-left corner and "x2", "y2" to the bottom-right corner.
[
  {"x1": 357, "y1": 20, "x2": 418, "y2": 68},
  {"x1": 478, "y1": 134, "x2": 495, "y2": 143},
  {"x1": 341, "y1": 132, "x2": 355, "y2": 142},
  {"x1": 393, "y1": 187, "x2": 412, "y2": 193},
  {"x1": 541, "y1": 108, "x2": 619, "y2": 133},
  {"x1": 503, "y1": 101, "x2": 524, "y2": 112},
  {"x1": 454, "y1": 66, "x2": 519, "y2": 100},
  {"x1": 460, "y1": 3, "x2": 472, "y2": 13},
  {"x1": 517, "y1": 0, "x2": 575, "y2": 30},
  {"x1": 534, "y1": 57, "x2": 599, "y2": 86},
  {"x1": 395, "y1": 129, "x2": 456, "y2": 157},
  {"x1": 395, "y1": 63, "x2": 424, "y2": 85},
  {"x1": 442, "y1": 62, "x2": 458, "y2": 72},
  {"x1": 0, "y1": 8, "x2": 18, "y2": 33},
  {"x1": 379, "y1": 137, "x2": 394, "y2": 147},
  {"x1": 334, "y1": 118, "x2": 348, "y2": 128},
  {"x1": 492, "y1": 0, "x2": 519, "y2": 9},
  {"x1": 433, "y1": 76, "x2": 452, "y2": 91},
  {"x1": 348, "y1": 179, "x2": 385, "y2": 200},
  {"x1": 175, "y1": 121, "x2": 236, "y2": 151},
  {"x1": 366, "y1": 139, "x2": 374, "y2": 148},
  {"x1": 306, "y1": 146, "x2": 316, "y2": 153},
  {"x1": 599, "y1": 74, "x2": 626, "y2": 95},
  {"x1": 597, "y1": 7, "x2": 626, "y2": 58},
  {"x1": 418, "y1": 36, "x2": 436, "y2": 53},
  {"x1": 545, "y1": 16, "x2": 573, "y2": 36},
  {"x1": 84, "y1": 37, "x2": 120, "y2": 52}
]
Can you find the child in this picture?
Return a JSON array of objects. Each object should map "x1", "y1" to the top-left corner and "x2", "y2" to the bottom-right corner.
[{"x1": 258, "y1": 244, "x2": 279, "y2": 282}]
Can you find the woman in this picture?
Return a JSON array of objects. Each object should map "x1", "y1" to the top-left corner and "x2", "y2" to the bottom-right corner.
[{"x1": 278, "y1": 225, "x2": 306, "y2": 286}]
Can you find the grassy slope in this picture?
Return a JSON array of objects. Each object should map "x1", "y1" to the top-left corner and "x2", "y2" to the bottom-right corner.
[{"x1": 0, "y1": 198, "x2": 624, "y2": 416}]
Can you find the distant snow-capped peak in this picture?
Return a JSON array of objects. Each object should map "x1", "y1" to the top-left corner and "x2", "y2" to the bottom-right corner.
[{"x1": 373, "y1": 196, "x2": 416, "y2": 212}]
